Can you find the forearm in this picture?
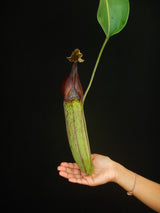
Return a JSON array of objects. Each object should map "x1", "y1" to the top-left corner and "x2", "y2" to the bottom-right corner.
[{"x1": 114, "y1": 162, "x2": 160, "y2": 212}]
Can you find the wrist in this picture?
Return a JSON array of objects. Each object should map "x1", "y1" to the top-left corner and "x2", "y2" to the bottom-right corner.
[
  {"x1": 111, "y1": 161, "x2": 122, "y2": 183},
  {"x1": 112, "y1": 161, "x2": 136, "y2": 194},
  {"x1": 104, "y1": 159, "x2": 122, "y2": 183}
]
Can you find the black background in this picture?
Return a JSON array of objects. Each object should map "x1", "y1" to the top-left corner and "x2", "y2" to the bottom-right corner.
[{"x1": 1, "y1": 0, "x2": 160, "y2": 212}]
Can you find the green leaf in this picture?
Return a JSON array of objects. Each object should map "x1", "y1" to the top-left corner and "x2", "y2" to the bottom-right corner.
[{"x1": 97, "y1": 0, "x2": 130, "y2": 38}]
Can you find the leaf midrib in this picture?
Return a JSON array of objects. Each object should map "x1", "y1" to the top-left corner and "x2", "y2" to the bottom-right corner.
[{"x1": 105, "y1": 0, "x2": 110, "y2": 38}]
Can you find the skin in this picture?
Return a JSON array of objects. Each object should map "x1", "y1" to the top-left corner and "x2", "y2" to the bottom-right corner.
[{"x1": 57, "y1": 154, "x2": 160, "y2": 212}]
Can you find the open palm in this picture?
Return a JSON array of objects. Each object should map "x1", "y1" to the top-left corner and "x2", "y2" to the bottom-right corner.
[{"x1": 57, "y1": 154, "x2": 116, "y2": 186}]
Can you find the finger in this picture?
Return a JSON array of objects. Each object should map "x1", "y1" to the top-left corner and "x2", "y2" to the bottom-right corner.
[
  {"x1": 57, "y1": 165, "x2": 81, "y2": 175},
  {"x1": 57, "y1": 165, "x2": 64, "y2": 171},
  {"x1": 57, "y1": 163, "x2": 74, "y2": 171},
  {"x1": 59, "y1": 171, "x2": 83, "y2": 179},
  {"x1": 60, "y1": 162, "x2": 79, "y2": 169},
  {"x1": 59, "y1": 171, "x2": 68, "y2": 179}
]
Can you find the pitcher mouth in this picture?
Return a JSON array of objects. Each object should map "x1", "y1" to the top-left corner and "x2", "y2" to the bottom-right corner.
[{"x1": 61, "y1": 63, "x2": 84, "y2": 102}]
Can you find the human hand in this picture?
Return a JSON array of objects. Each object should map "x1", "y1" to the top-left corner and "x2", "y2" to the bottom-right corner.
[{"x1": 57, "y1": 154, "x2": 117, "y2": 186}]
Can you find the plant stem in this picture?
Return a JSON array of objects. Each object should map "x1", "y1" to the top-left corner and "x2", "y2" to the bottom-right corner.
[{"x1": 82, "y1": 36, "x2": 109, "y2": 104}]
